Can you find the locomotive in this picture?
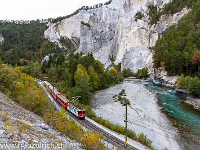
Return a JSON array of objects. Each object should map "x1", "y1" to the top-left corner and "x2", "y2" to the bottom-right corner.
[{"x1": 43, "y1": 81, "x2": 85, "y2": 119}]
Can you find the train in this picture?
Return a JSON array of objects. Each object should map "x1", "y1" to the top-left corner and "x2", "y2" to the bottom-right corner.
[{"x1": 43, "y1": 81, "x2": 85, "y2": 119}]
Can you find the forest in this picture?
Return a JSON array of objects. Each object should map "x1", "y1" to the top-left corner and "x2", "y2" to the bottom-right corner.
[
  {"x1": 152, "y1": 0, "x2": 200, "y2": 97},
  {"x1": 153, "y1": 0, "x2": 200, "y2": 76},
  {"x1": 0, "y1": 20, "x2": 68, "y2": 65}
]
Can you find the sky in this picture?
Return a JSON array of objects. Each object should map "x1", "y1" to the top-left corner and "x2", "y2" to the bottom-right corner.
[{"x1": 0, "y1": 0, "x2": 108, "y2": 20}]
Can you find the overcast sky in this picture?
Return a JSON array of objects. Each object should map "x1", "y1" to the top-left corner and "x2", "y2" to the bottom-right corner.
[{"x1": 0, "y1": 0, "x2": 108, "y2": 20}]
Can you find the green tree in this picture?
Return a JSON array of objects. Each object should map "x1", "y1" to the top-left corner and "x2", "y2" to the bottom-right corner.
[
  {"x1": 122, "y1": 68, "x2": 133, "y2": 78},
  {"x1": 88, "y1": 66, "x2": 100, "y2": 90},
  {"x1": 74, "y1": 64, "x2": 92, "y2": 104},
  {"x1": 177, "y1": 74, "x2": 191, "y2": 89},
  {"x1": 188, "y1": 77, "x2": 200, "y2": 97}
]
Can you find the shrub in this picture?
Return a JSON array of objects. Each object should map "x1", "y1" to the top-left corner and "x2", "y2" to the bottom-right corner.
[
  {"x1": 135, "y1": 67, "x2": 149, "y2": 78},
  {"x1": 122, "y1": 68, "x2": 134, "y2": 78},
  {"x1": 127, "y1": 129, "x2": 137, "y2": 140},
  {"x1": 148, "y1": 4, "x2": 161, "y2": 25},
  {"x1": 135, "y1": 11, "x2": 144, "y2": 21},
  {"x1": 81, "y1": 21, "x2": 91, "y2": 28},
  {"x1": 177, "y1": 75, "x2": 200, "y2": 98},
  {"x1": 188, "y1": 77, "x2": 200, "y2": 97},
  {"x1": 82, "y1": 104, "x2": 153, "y2": 149},
  {"x1": 177, "y1": 74, "x2": 191, "y2": 89},
  {"x1": 138, "y1": 133, "x2": 152, "y2": 148},
  {"x1": 43, "y1": 110, "x2": 105, "y2": 149},
  {"x1": 0, "y1": 111, "x2": 10, "y2": 122},
  {"x1": 113, "y1": 94, "x2": 117, "y2": 98},
  {"x1": 119, "y1": 89, "x2": 126, "y2": 96}
]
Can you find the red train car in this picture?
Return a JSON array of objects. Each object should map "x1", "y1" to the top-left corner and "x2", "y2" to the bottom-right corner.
[{"x1": 43, "y1": 81, "x2": 85, "y2": 119}]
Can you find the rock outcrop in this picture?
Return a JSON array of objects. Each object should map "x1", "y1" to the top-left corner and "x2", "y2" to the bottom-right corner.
[
  {"x1": 44, "y1": 0, "x2": 189, "y2": 73},
  {"x1": 0, "y1": 34, "x2": 4, "y2": 43}
]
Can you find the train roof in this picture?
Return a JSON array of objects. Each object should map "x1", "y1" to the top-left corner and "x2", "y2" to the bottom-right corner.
[
  {"x1": 44, "y1": 81, "x2": 59, "y2": 94},
  {"x1": 70, "y1": 102, "x2": 85, "y2": 111},
  {"x1": 44, "y1": 81, "x2": 69, "y2": 103},
  {"x1": 57, "y1": 94, "x2": 69, "y2": 103}
]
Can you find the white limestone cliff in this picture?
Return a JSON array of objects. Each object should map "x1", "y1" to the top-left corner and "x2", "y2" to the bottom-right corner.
[{"x1": 44, "y1": 0, "x2": 188, "y2": 73}]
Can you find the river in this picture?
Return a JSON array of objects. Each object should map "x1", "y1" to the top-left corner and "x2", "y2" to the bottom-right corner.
[
  {"x1": 144, "y1": 81, "x2": 200, "y2": 150},
  {"x1": 91, "y1": 80, "x2": 200, "y2": 150}
]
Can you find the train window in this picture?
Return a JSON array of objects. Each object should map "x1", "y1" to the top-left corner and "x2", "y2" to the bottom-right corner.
[
  {"x1": 78, "y1": 111, "x2": 82, "y2": 114},
  {"x1": 83, "y1": 111, "x2": 85, "y2": 114}
]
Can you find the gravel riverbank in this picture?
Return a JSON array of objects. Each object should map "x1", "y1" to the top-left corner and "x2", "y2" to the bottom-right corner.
[
  {"x1": 91, "y1": 82, "x2": 181, "y2": 150},
  {"x1": 185, "y1": 96, "x2": 200, "y2": 111}
]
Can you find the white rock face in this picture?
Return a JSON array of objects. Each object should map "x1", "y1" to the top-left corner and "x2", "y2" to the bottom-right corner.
[
  {"x1": 154, "y1": 67, "x2": 178, "y2": 84},
  {"x1": 0, "y1": 34, "x2": 4, "y2": 43},
  {"x1": 149, "y1": 7, "x2": 190, "y2": 48},
  {"x1": 44, "y1": 0, "x2": 188, "y2": 72}
]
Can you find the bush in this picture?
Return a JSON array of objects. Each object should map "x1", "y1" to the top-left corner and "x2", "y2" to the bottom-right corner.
[
  {"x1": 148, "y1": 4, "x2": 161, "y2": 25},
  {"x1": 135, "y1": 11, "x2": 144, "y2": 21},
  {"x1": 188, "y1": 77, "x2": 200, "y2": 97},
  {"x1": 138, "y1": 133, "x2": 152, "y2": 148},
  {"x1": 81, "y1": 103, "x2": 153, "y2": 149},
  {"x1": 81, "y1": 21, "x2": 91, "y2": 28},
  {"x1": 122, "y1": 68, "x2": 134, "y2": 78},
  {"x1": 119, "y1": 89, "x2": 126, "y2": 96},
  {"x1": 135, "y1": 67, "x2": 149, "y2": 78},
  {"x1": 0, "y1": 65, "x2": 52, "y2": 116},
  {"x1": 114, "y1": 89, "x2": 130, "y2": 105},
  {"x1": 43, "y1": 109, "x2": 105, "y2": 149},
  {"x1": 177, "y1": 75, "x2": 200, "y2": 98},
  {"x1": 177, "y1": 74, "x2": 191, "y2": 89}
]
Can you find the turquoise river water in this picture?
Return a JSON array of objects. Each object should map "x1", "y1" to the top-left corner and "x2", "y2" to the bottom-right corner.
[{"x1": 127, "y1": 80, "x2": 200, "y2": 150}]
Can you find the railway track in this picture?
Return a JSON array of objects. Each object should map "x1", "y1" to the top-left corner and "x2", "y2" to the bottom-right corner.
[
  {"x1": 82, "y1": 118, "x2": 138, "y2": 150},
  {"x1": 66, "y1": 109, "x2": 138, "y2": 150}
]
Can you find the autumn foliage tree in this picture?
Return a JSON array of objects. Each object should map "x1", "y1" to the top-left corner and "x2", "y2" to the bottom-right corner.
[
  {"x1": 192, "y1": 50, "x2": 200, "y2": 72},
  {"x1": 192, "y1": 50, "x2": 200, "y2": 64},
  {"x1": 109, "y1": 68, "x2": 118, "y2": 82}
]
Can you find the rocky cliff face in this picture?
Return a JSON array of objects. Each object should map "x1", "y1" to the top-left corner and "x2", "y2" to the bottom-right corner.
[
  {"x1": 0, "y1": 34, "x2": 4, "y2": 43},
  {"x1": 44, "y1": 0, "x2": 188, "y2": 72}
]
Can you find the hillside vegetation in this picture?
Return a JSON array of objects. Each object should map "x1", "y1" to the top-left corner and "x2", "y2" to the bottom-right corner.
[
  {"x1": 148, "y1": 0, "x2": 197, "y2": 25},
  {"x1": 0, "y1": 61, "x2": 105, "y2": 149},
  {"x1": 0, "y1": 20, "x2": 70, "y2": 65},
  {"x1": 22, "y1": 52, "x2": 125, "y2": 105},
  {"x1": 153, "y1": 0, "x2": 200, "y2": 77}
]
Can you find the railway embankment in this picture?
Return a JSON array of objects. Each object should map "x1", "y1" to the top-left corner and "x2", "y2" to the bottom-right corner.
[{"x1": 0, "y1": 92, "x2": 84, "y2": 150}]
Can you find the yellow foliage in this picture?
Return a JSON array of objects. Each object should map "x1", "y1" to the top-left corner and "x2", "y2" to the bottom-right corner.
[
  {"x1": 110, "y1": 68, "x2": 117, "y2": 75},
  {"x1": 14, "y1": 68, "x2": 22, "y2": 76},
  {"x1": 160, "y1": 61, "x2": 165, "y2": 68},
  {"x1": 82, "y1": 131, "x2": 104, "y2": 150},
  {"x1": 14, "y1": 80, "x2": 24, "y2": 90},
  {"x1": 0, "y1": 111, "x2": 11, "y2": 122}
]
